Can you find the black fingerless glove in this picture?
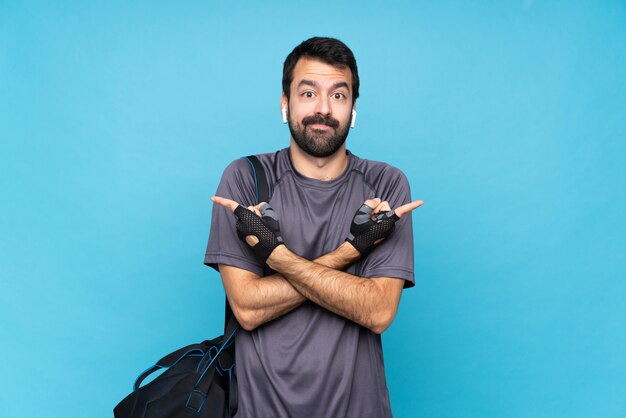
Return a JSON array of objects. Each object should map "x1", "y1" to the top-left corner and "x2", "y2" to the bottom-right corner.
[
  {"x1": 234, "y1": 203, "x2": 284, "y2": 264},
  {"x1": 346, "y1": 204, "x2": 400, "y2": 255}
]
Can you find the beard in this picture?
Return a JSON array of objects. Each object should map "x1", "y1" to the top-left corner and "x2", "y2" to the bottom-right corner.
[{"x1": 288, "y1": 113, "x2": 350, "y2": 158}]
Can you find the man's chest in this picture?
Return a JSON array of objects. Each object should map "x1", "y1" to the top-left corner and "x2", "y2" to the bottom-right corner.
[{"x1": 268, "y1": 179, "x2": 372, "y2": 259}]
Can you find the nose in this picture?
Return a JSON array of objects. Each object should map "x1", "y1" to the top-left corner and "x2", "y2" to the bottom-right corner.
[{"x1": 315, "y1": 95, "x2": 331, "y2": 116}]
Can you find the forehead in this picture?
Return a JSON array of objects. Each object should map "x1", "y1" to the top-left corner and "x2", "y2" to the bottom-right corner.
[{"x1": 291, "y1": 58, "x2": 352, "y2": 89}]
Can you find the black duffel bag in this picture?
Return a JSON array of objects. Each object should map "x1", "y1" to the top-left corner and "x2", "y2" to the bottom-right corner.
[
  {"x1": 114, "y1": 155, "x2": 268, "y2": 418},
  {"x1": 114, "y1": 314, "x2": 238, "y2": 418}
]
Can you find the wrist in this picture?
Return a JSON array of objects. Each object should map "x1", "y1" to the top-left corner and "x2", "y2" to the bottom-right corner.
[
  {"x1": 338, "y1": 241, "x2": 361, "y2": 263},
  {"x1": 266, "y1": 244, "x2": 289, "y2": 271}
]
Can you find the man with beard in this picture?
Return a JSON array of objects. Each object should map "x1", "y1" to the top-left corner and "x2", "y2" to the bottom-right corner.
[{"x1": 205, "y1": 37, "x2": 423, "y2": 417}]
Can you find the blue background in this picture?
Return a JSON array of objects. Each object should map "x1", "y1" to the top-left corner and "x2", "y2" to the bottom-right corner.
[{"x1": 2, "y1": 1, "x2": 625, "y2": 417}]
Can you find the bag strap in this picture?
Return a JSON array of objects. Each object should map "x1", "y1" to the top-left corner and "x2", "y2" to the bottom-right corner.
[
  {"x1": 244, "y1": 154, "x2": 270, "y2": 203},
  {"x1": 187, "y1": 307, "x2": 240, "y2": 412},
  {"x1": 133, "y1": 343, "x2": 207, "y2": 390}
]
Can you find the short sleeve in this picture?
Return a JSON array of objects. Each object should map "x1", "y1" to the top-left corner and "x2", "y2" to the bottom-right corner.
[
  {"x1": 204, "y1": 158, "x2": 265, "y2": 276},
  {"x1": 359, "y1": 168, "x2": 415, "y2": 288}
]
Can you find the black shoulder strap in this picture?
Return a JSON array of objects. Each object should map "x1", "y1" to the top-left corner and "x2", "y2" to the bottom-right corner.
[{"x1": 243, "y1": 155, "x2": 270, "y2": 203}]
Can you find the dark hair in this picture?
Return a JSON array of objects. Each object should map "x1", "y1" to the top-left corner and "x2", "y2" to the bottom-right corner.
[{"x1": 282, "y1": 37, "x2": 360, "y2": 103}]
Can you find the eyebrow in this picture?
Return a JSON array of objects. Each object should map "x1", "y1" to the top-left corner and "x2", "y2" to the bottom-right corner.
[{"x1": 297, "y1": 79, "x2": 350, "y2": 91}]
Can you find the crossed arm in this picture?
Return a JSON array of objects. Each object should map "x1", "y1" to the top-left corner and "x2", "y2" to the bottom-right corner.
[
  {"x1": 213, "y1": 197, "x2": 423, "y2": 334},
  {"x1": 265, "y1": 245, "x2": 405, "y2": 334},
  {"x1": 219, "y1": 241, "x2": 359, "y2": 331}
]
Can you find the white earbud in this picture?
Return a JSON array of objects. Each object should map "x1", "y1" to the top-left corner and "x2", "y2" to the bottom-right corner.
[
  {"x1": 281, "y1": 107, "x2": 288, "y2": 124},
  {"x1": 350, "y1": 109, "x2": 357, "y2": 128}
]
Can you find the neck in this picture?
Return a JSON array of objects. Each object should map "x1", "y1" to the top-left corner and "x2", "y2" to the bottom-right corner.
[{"x1": 289, "y1": 139, "x2": 349, "y2": 181}]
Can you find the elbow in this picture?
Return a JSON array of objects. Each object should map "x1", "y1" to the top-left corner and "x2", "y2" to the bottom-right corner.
[
  {"x1": 364, "y1": 280, "x2": 403, "y2": 334},
  {"x1": 231, "y1": 306, "x2": 260, "y2": 332},
  {"x1": 239, "y1": 320, "x2": 258, "y2": 332},
  {"x1": 230, "y1": 301, "x2": 259, "y2": 331},
  {"x1": 367, "y1": 310, "x2": 396, "y2": 335},
  {"x1": 369, "y1": 320, "x2": 391, "y2": 335}
]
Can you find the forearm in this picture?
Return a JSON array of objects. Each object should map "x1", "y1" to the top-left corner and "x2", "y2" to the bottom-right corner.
[
  {"x1": 267, "y1": 243, "x2": 397, "y2": 334},
  {"x1": 228, "y1": 271, "x2": 304, "y2": 330},
  {"x1": 225, "y1": 243, "x2": 360, "y2": 330}
]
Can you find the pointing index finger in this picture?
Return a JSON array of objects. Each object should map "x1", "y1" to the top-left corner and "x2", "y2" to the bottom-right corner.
[
  {"x1": 211, "y1": 196, "x2": 240, "y2": 213},
  {"x1": 394, "y1": 200, "x2": 424, "y2": 218}
]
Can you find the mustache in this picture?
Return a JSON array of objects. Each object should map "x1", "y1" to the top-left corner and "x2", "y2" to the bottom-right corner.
[{"x1": 302, "y1": 114, "x2": 340, "y2": 129}]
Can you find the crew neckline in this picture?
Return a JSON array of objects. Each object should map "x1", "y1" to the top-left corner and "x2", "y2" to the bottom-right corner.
[{"x1": 283, "y1": 147, "x2": 355, "y2": 189}]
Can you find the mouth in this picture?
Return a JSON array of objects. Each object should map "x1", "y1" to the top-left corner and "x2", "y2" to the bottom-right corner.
[{"x1": 308, "y1": 123, "x2": 333, "y2": 130}]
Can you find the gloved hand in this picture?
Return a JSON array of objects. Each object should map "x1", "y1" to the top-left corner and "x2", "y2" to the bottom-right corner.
[
  {"x1": 234, "y1": 203, "x2": 284, "y2": 264},
  {"x1": 346, "y1": 203, "x2": 399, "y2": 256}
]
